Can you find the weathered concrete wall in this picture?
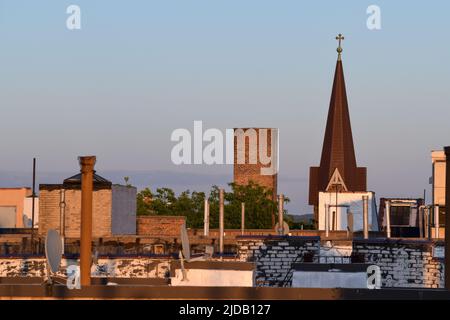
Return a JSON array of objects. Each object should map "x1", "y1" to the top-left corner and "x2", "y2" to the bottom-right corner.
[
  {"x1": 353, "y1": 240, "x2": 444, "y2": 288},
  {"x1": 237, "y1": 237, "x2": 320, "y2": 286},
  {"x1": 111, "y1": 185, "x2": 136, "y2": 235}
]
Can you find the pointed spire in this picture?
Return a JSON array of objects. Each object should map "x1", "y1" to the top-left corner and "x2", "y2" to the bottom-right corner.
[{"x1": 309, "y1": 35, "x2": 366, "y2": 208}]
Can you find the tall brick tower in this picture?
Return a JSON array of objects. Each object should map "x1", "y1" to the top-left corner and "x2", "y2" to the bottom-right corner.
[
  {"x1": 233, "y1": 128, "x2": 278, "y2": 224},
  {"x1": 309, "y1": 34, "x2": 367, "y2": 225}
]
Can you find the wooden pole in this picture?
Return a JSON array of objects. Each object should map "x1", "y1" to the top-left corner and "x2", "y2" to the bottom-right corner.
[{"x1": 79, "y1": 156, "x2": 96, "y2": 287}]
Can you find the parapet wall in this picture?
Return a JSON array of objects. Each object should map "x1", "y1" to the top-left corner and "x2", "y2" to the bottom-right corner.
[
  {"x1": 237, "y1": 236, "x2": 320, "y2": 286},
  {"x1": 236, "y1": 236, "x2": 444, "y2": 288},
  {"x1": 352, "y1": 239, "x2": 444, "y2": 288}
]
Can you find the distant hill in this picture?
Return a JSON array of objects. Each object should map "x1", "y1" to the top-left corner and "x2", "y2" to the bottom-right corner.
[{"x1": 287, "y1": 213, "x2": 314, "y2": 224}]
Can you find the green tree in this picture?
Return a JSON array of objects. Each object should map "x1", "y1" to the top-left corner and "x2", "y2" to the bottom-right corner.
[{"x1": 136, "y1": 182, "x2": 289, "y2": 229}]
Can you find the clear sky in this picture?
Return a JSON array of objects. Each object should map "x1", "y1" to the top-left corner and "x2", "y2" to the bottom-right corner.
[{"x1": 1, "y1": 1, "x2": 449, "y2": 213}]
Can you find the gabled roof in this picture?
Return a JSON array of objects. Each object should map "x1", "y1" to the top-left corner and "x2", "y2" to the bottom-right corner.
[{"x1": 63, "y1": 172, "x2": 112, "y2": 186}]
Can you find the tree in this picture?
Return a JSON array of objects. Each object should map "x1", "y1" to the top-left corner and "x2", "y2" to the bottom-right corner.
[{"x1": 136, "y1": 182, "x2": 289, "y2": 229}]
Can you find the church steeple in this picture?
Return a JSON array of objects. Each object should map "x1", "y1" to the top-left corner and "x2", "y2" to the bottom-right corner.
[{"x1": 309, "y1": 34, "x2": 367, "y2": 209}]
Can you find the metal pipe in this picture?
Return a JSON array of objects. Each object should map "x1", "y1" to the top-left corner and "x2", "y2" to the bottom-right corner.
[
  {"x1": 203, "y1": 198, "x2": 209, "y2": 236},
  {"x1": 79, "y1": 156, "x2": 96, "y2": 287},
  {"x1": 385, "y1": 200, "x2": 391, "y2": 238},
  {"x1": 418, "y1": 205, "x2": 424, "y2": 238},
  {"x1": 443, "y1": 146, "x2": 450, "y2": 289},
  {"x1": 434, "y1": 204, "x2": 440, "y2": 238},
  {"x1": 362, "y1": 195, "x2": 369, "y2": 239},
  {"x1": 424, "y1": 206, "x2": 430, "y2": 239},
  {"x1": 219, "y1": 189, "x2": 224, "y2": 254},
  {"x1": 278, "y1": 194, "x2": 284, "y2": 235},
  {"x1": 59, "y1": 189, "x2": 66, "y2": 254},
  {"x1": 241, "y1": 202, "x2": 245, "y2": 236}
]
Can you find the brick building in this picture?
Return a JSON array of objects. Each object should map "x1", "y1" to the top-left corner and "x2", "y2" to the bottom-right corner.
[
  {"x1": 233, "y1": 128, "x2": 278, "y2": 201},
  {"x1": 39, "y1": 173, "x2": 136, "y2": 238}
]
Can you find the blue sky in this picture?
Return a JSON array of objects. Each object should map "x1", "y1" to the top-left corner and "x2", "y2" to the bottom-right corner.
[{"x1": 1, "y1": 1, "x2": 449, "y2": 213}]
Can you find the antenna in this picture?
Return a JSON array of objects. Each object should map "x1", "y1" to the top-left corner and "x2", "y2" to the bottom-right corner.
[{"x1": 45, "y1": 229, "x2": 63, "y2": 284}]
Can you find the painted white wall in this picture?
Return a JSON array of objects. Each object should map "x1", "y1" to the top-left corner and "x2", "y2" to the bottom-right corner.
[
  {"x1": 171, "y1": 269, "x2": 254, "y2": 287},
  {"x1": 292, "y1": 270, "x2": 368, "y2": 288},
  {"x1": 23, "y1": 197, "x2": 39, "y2": 228},
  {"x1": 318, "y1": 191, "x2": 378, "y2": 231}
]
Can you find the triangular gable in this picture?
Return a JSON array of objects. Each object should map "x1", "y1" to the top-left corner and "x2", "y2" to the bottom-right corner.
[{"x1": 326, "y1": 168, "x2": 348, "y2": 192}]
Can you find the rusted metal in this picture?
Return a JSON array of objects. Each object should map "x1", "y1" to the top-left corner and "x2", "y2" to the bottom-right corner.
[
  {"x1": 79, "y1": 156, "x2": 96, "y2": 287},
  {"x1": 309, "y1": 48, "x2": 367, "y2": 209},
  {"x1": 444, "y1": 146, "x2": 450, "y2": 289}
]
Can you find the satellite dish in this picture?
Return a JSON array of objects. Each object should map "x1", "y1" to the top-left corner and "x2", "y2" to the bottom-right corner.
[
  {"x1": 274, "y1": 221, "x2": 290, "y2": 235},
  {"x1": 180, "y1": 222, "x2": 190, "y2": 261},
  {"x1": 45, "y1": 229, "x2": 62, "y2": 274}
]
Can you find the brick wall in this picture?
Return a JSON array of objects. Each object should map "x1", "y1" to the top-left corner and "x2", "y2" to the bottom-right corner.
[
  {"x1": 137, "y1": 216, "x2": 186, "y2": 237},
  {"x1": 39, "y1": 186, "x2": 112, "y2": 238},
  {"x1": 237, "y1": 236, "x2": 320, "y2": 286},
  {"x1": 353, "y1": 240, "x2": 444, "y2": 288}
]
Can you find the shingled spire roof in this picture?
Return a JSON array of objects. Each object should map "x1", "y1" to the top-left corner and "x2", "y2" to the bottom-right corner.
[{"x1": 309, "y1": 34, "x2": 366, "y2": 207}]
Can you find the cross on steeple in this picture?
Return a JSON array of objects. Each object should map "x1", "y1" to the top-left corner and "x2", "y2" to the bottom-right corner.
[{"x1": 336, "y1": 34, "x2": 344, "y2": 60}]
